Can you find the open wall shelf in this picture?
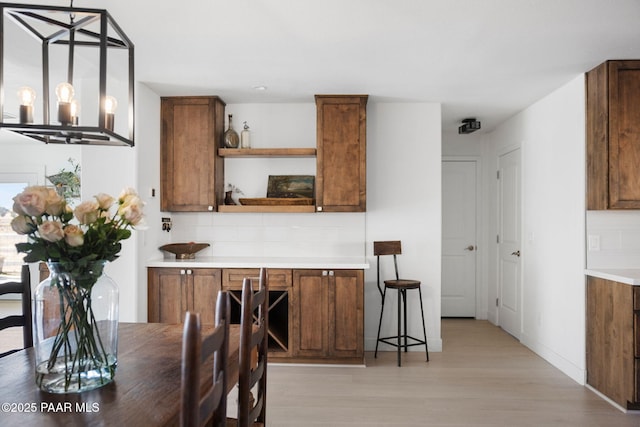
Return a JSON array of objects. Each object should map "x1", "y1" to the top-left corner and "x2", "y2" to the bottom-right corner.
[{"x1": 218, "y1": 148, "x2": 316, "y2": 157}]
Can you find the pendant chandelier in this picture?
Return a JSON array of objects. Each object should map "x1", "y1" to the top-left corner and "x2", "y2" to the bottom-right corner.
[{"x1": 0, "y1": 1, "x2": 134, "y2": 146}]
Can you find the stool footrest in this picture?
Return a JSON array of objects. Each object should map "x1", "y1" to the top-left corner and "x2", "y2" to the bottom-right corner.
[{"x1": 378, "y1": 335, "x2": 427, "y2": 348}]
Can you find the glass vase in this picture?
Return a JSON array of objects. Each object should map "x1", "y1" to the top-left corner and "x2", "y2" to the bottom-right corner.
[{"x1": 34, "y1": 260, "x2": 119, "y2": 393}]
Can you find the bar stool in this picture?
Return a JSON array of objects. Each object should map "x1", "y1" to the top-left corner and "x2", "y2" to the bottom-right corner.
[{"x1": 374, "y1": 240, "x2": 429, "y2": 366}]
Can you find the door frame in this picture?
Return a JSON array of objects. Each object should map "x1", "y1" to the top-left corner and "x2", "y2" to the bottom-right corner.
[
  {"x1": 442, "y1": 156, "x2": 485, "y2": 319},
  {"x1": 495, "y1": 145, "x2": 523, "y2": 337}
]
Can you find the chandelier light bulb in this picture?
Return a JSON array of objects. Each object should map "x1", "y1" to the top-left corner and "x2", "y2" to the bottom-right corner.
[
  {"x1": 104, "y1": 96, "x2": 118, "y2": 114},
  {"x1": 55, "y1": 82, "x2": 74, "y2": 103},
  {"x1": 17, "y1": 86, "x2": 36, "y2": 124},
  {"x1": 17, "y1": 86, "x2": 36, "y2": 106},
  {"x1": 104, "y1": 96, "x2": 117, "y2": 131},
  {"x1": 55, "y1": 82, "x2": 74, "y2": 125}
]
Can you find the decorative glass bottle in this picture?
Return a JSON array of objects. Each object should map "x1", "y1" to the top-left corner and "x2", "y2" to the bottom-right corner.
[
  {"x1": 34, "y1": 261, "x2": 119, "y2": 393},
  {"x1": 223, "y1": 114, "x2": 240, "y2": 148}
]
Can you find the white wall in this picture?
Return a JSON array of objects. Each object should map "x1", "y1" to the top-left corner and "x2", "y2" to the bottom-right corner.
[
  {"x1": 366, "y1": 102, "x2": 442, "y2": 351},
  {"x1": 486, "y1": 75, "x2": 586, "y2": 384},
  {"x1": 134, "y1": 83, "x2": 162, "y2": 322},
  {"x1": 80, "y1": 142, "x2": 139, "y2": 322}
]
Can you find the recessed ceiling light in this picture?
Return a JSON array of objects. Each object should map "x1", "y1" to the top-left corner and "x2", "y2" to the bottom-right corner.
[{"x1": 252, "y1": 85, "x2": 267, "y2": 91}]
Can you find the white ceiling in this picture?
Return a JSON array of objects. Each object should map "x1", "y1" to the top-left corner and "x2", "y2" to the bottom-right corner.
[{"x1": 15, "y1": 0, "x2": 640, "y2": 133}]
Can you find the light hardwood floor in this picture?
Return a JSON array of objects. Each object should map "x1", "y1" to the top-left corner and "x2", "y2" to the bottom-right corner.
[
  {"x1": 267, "y1": 319, "x2": 640, "y2": 426},
  {"x1": 4, "y1": 312, "x2": 640, "y2": 426}
]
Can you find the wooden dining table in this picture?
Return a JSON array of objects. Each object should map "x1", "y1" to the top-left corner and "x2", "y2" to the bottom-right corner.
[{"x1": 0, "y1": 322, "x2": 240, "y2": 426}]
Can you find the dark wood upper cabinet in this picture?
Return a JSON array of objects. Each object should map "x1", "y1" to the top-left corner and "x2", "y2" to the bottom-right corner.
[
  {"x1": 587, "y1": 60, "x2": 640, "y2": 209},
  {"x1": 160, "y1": 96, "x2": 225, "y2": 212},
  {"x1": 315, "y1": 95, "x2": 368, "y2": 212}
]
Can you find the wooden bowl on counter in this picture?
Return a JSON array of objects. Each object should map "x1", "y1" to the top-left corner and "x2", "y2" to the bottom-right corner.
[{"x1": 159, "y1": 242, "x2": 210, "y2": 259}]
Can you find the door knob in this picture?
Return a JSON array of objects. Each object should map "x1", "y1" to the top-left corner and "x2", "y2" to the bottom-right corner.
[
  {"x1": 511, "y1": 250, "x2": 521, "y2": 257},
  {"x1": 464, "y1": 245, "x2": 475, "y2": 251}
]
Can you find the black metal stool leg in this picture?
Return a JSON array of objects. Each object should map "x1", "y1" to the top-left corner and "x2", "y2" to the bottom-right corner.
[
  {"x1": 374, "y1": 288, "x2": 386, "y2": 358},
  {"x1": 397, "y1": 289, "x2": 402, "y2": 367},
  {"x1": 418, "y1": 287, "x2": 429, "y2": 362},
  {"x1": 403, "y1": 289, "x2": 409, "y2": 353}
]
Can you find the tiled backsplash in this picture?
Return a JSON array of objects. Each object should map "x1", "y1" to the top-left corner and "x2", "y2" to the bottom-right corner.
[
  {"x1": 586, "y1": 210, "x2": 640, "y2": 268},
  {"x1": 166, "y1": 212, "x2": 367, "y2": 259}
]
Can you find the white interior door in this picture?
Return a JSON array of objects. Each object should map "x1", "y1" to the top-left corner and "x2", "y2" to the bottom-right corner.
[
  {"x1": 441, "y1": 160, "x2": 477, "y2": 317},
  {"x1": 498, "y1": 148, "x2": 522, "y2": 339}
]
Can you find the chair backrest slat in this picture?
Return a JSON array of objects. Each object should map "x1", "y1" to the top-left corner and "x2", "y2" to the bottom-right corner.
[
  {"x1": 180, "y1": 291, "x2": 230, "y2": 427},
  {"x1": 374, "y1": 241, "x2": 405, "y2": 293},
  {"x1": 373, "y1": 240, "x2": 402, "y2": 256},
  {"x1": 236, "y1": 267, "x2": 268, "y2": 427},
  {"x1": 0, "y1": 265, "x2": 32, "y2": 358}
]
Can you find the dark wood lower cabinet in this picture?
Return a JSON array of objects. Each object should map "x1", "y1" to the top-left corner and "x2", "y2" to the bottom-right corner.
[
  {"x1": 586, "y1": 276, "x2": 640, "y2": 409},
  {"x1": 147, "y1": 268, "x2": 221, "y2": 325},
  {"x1": 292, "y1": 269, "x2": 364, "y2": 363},
  {"x1": 148, "y1": 266, "x2": 365, "y2": 364}
]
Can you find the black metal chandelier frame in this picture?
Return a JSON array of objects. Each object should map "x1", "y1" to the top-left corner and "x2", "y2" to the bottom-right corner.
[{"x1": 0, "y1": 2, "x2": 135, "y2": 146}]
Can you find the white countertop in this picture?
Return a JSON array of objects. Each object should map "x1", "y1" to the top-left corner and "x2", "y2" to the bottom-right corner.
[
  {"x1": 147, "y1": 256, "x2": 370, "y2": 270},
  {"x1": 585, "y1": 268, "x2": 640, "y2": 286}
]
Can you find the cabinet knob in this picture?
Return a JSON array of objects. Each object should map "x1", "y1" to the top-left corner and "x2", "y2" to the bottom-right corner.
[
  {"x1": 208, "y1": 206, "x2": 214, "y2": 211},
  {"x1": 322, "y1": 270, "x2": 328, "y2": 276},
  {"x1": 317, "y1": 206, "x2": 323, "y2": 212},
  {"x1": 329, "y1": 270, "x2": 334, "y2": 276},
  {"x1": 186, "y1": 269, "x2": 192, "y2": 274},
  {"x1": 180, "y1": 269, "x2": 186, "y2": 275}
]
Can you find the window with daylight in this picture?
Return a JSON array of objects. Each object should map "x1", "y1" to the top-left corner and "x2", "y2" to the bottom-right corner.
[{"x1": 0, "y1": 174, "x2": 36, "y2": 280}]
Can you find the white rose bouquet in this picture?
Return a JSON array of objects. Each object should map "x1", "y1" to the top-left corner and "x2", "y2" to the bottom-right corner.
[{"x1": 12, "y1": 186, "x2": 144, "y2": 289}]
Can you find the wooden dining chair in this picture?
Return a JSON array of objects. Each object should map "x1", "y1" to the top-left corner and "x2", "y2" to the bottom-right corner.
[
  {"x1": 0, "y1": 265, "x2": 33, "y2": 358},
  {"x1": 228, "y1": 268, "x2": 268, "y2": 427},
  {"x1": 180, "y1": 291, "x2": 230, "y2": 427}
]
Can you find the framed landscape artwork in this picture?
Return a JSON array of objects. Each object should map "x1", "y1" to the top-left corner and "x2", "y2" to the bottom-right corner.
[{"x1": 267, "y1": 175, "x2": 315, "y2": 199}]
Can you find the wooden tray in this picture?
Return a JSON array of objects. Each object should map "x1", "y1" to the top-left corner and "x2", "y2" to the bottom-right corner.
[
  {"x1": 159, "y1": 242, "x2": 210, "y2": 259},
  {"x1": 239, "y1": 197, "x2": 315, "y2": 206}
]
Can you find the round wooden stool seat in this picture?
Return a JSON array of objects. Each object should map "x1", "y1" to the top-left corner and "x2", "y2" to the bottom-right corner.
[{"x1": 384, "y1": 279, "x2": 421, "y2": 290}]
